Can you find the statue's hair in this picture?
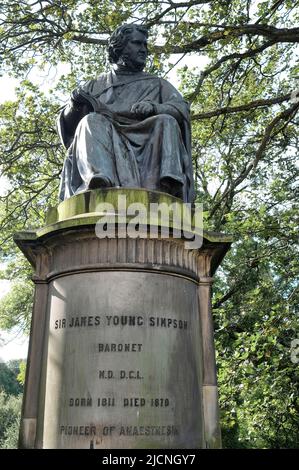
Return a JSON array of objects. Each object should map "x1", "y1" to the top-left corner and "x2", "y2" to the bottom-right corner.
[{"x1": 108, "y1": 24, "x2": 148, "y2": 64}]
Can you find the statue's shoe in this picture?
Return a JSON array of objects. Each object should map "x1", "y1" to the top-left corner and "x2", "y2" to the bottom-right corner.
[
  {"x1": 88, "y1": 175, "x2": 111, "y2": 189},
  {"x1": 160, "y1": 177, "x2": 183, "y2": 199}
]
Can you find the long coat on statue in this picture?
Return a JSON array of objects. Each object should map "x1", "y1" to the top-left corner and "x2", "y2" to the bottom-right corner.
[{"x1": 57, "y1": 70, "x2": 195, "y2": 202}]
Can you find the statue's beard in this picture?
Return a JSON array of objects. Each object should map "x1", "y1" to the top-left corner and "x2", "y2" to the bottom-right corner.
[{"x1": 117, "y1": 53, "x2": 146, "y2": 72}]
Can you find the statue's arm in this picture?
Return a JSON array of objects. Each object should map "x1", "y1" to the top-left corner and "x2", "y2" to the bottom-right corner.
[
  {"x1": 158, "y1": 78, "x2": 190, "y2": 124},
  {"x1": 131, "y1": 79, "x2": 188, "y2": 124},
  {"x1": 130, "y1": 101, "x2": 183, "y2": 123},
  {"x1": 58, "y1": 86, "x2": 95, "y2": 147},
  {"x1": 153, "y1": 103, "x2": 183, "y2": 123},
  {"x1": 62, "y1": 100, "x2": 90, "y2": 137}
]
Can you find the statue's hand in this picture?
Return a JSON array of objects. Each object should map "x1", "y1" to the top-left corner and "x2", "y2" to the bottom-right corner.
[
  {"x1": 71, "y1": 88, "x2": 91, "y2": 106},
  {"x1": 131, "y1": 101, "x2": 155, "y2": 118}
]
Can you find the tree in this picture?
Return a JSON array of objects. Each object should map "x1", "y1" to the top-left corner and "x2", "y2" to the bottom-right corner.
[
  {"x1": 0, "y1": 391, "x2": 22, "y2": 448},
  {"x1": 0, "y1": 0, "x2": 298, "y2": 448},
  {"x1": 0, "y1": 361, "x2": 24, "y2": 449},
  {"x1": 0, "y1": 360, "x2": 24, "y2": 396}
]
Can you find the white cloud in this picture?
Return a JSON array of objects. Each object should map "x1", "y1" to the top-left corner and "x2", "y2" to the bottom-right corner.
[
  {"x1": 0, "y1": 329, "x2": 28, "y2": 363},
  {"x1": 0, "y1": 76, "x2": 18, "y2": 103},
  {"x1": 0, "y1": 267, "x2": 29, "y2": 363}
]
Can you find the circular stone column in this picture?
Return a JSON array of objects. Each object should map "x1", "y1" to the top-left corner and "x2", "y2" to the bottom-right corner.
[
  {"x1": 43, "y1": 265, "x2": 202, "y2": 448},
  {"x1": 15, "y1": 189, "x2": 231, "y2": 449}
]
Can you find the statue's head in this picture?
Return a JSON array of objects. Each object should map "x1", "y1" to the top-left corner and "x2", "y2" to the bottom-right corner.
[{"x1": 108, "y1": 24, "x2": 149, "y2": 72}]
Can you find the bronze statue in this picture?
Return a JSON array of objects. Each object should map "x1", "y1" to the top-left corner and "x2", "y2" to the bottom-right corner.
[{"x1": 57, "y1": 24, "x2": 194, "y2": 202}]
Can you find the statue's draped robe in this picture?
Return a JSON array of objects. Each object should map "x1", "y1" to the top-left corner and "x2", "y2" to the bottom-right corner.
[{"x1": 58, "y1": 70, "x2": 195, "y2": 202}]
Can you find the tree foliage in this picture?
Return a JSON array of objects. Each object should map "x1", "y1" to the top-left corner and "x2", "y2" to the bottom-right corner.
[
  {"x1": 0, "y1": 0, "x2": 298, "y2": 448},
  {"x1": 0, "y1": 391, "x2": 22, "y2": 448},
  {"x1": 0, "y1": 360, "x2": 24, "y2": 396},
  {"x1": 0, "y1": 361, "x2": 24, "y2": 448}
]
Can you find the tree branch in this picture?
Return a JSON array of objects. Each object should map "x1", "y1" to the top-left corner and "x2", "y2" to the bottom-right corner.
[
  {"x1": 156, "y1": 25, "x2": 299, "y2": 54},
  {"x1": 208, "y1": 100, "x2": 299, "y2": 218},
  {"x1": 144, "y1": 0, "x2": 214, "y2": 28},
  {"x1": 192, "y1": 93, "x2": 291, "y2": 120},
  {"x1": 188, "y1": 40, "x2": 277, "y2": 102}
]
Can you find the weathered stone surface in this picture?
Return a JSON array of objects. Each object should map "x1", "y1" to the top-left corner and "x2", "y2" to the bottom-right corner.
[
  {"x1": 42, "y1": 271, "x2": 202, "y2": 448},
  {"x1": 15, "y1": 189, "x2": 232, "y2": 449}
]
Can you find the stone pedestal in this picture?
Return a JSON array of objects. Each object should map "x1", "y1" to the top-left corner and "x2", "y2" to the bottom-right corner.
[{"x1": 15, "y1": 189, "x2": 231, "y2": 449}]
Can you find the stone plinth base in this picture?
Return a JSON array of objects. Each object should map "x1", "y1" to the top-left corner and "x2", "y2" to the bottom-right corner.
[{"x1": 15, "y1": 189, "x2": 231, "y2": 449}]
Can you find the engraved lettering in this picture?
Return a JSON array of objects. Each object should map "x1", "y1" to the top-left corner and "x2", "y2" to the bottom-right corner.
[
  {"x1": 149, "y1": 316, "x2": 188, "y2": 329},
  {"x1": 98, "y1": 343, "x2": 143, "y2": 353},
  {"x1": 150, "y1": 398, "x2": 170, "y2": 407},
  {"x1": 68, "y1": 316, "x2": 101, "y2": 327},
  {"x1": 119, "y1": 425, "x2": 179, "y2": 436},
  {"x1": 120, "y1": 370, "x2": 143, "y2": 379},
  {"x1": 59, "y1": 425, "x2": 96, "y2": 436},
  {"x1": 123, "y1": 398, "x2": 146, "y2": 407},
  {"x1": 54, "y1": 319, "x2": 66, "y2": 329},
  {"x1": 106, "y1": 315, "x2": 144, "y2": 326},
  {"x1": 69, "y1": 398, "x2": 92, "y2": 407},
  {"x1": 97, "y1": 397, "x2": 115, "y2": 407},
  {"x1": 98, "y1": 370, "x2": 114, "y2": 379}
]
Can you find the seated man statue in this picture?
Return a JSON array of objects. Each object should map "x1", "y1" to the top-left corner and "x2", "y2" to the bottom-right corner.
[{"x1": 57, "y1": 24, "x2": 195, "y2": 202}]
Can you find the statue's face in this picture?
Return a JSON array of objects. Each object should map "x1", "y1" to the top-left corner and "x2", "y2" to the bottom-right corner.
[{"x1": 119, "y1": 30, "x2": 148, "y2": 71}]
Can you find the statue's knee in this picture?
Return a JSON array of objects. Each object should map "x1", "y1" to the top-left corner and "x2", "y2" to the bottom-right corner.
[
  {"x1": 78, "y1": 112, "x2": 106, "y2": 131},
  {"x1": 77, "y1": 113, "x2": 93, "y2": 130},
  {"x1": 158, "y1": 114, "x2": 179, "y2": 127}
]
